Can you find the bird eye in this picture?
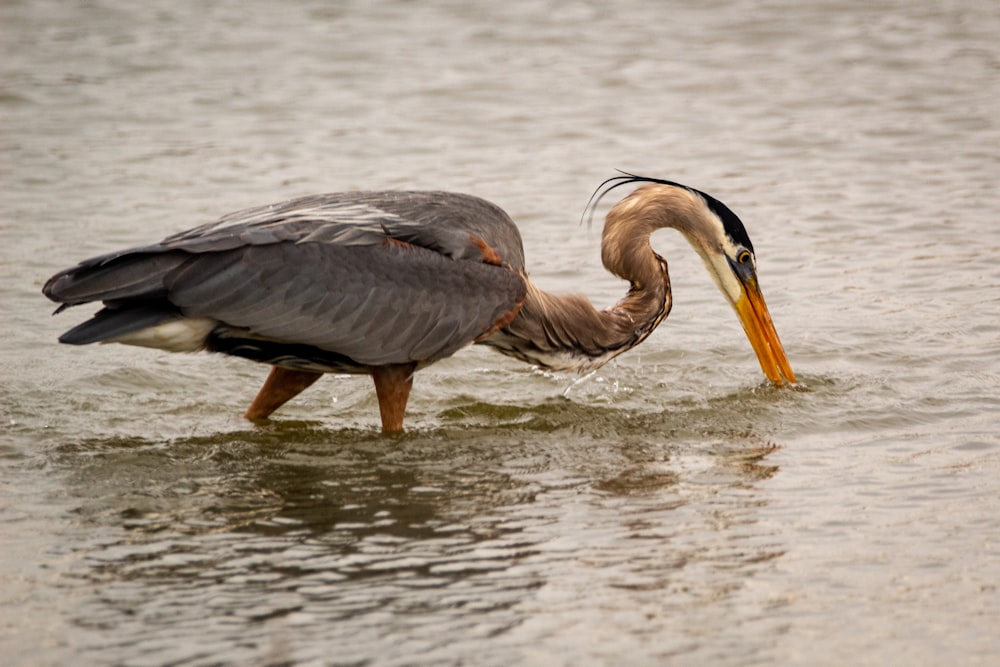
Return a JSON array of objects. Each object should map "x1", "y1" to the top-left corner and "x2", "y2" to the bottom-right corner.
[{"x1": 737, "y1": 250, "x2": 752, "y2": 265}]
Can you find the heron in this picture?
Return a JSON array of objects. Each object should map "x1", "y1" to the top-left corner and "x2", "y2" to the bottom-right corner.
[{"x1": 42, "y1": 174, "x2": 796, "y2": 432}]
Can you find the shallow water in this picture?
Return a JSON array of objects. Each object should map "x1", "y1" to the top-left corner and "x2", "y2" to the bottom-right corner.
[{"x1": 2, "y1": 0, "x2": 999, "y2": 665}]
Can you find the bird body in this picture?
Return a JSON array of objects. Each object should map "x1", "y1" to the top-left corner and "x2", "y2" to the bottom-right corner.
[
  {"x1": 43, "y1": 176, "x2": 796, "y2": 432},
  {"x1": 46, "y1": 191, "x2": 527, "y2": 372}
]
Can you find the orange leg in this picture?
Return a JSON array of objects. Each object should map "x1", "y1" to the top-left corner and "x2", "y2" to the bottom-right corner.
[
  {"x1": 370, "y1": 363, "x2": 417, "y2": 433},
  {"x1": 244, "y1": 366, "x2": 323, "y2": 420}
]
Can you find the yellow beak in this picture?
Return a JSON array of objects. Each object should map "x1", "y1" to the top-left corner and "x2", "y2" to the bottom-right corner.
[{"x1": 734, "y1": 279, "x2": 796, "y2": 385}]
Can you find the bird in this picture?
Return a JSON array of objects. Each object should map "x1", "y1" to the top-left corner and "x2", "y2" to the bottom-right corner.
[{"x1": 42, "y1": 174, "x2": 796, "y2": 432}]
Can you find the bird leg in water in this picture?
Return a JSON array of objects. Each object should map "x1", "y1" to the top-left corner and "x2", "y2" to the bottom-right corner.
[
  {"x1": 244, "y1": 366, "x2": 323, "y2": 420},
  {"x1": 370, "y1": 362, "x2": 417, "y2": 433}
]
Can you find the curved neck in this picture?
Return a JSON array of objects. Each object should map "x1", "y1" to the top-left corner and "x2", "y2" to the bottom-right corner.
[{"x1": 482, "y1": 193, "x2": 678, "y2": 371}]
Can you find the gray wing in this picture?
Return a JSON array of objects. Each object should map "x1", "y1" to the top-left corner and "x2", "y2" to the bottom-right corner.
[
  {"x1": 170, "y1": 241, "x2": 524, "y2": 365},
  {"x1": 43, "y1": 191, "x2": 527, "y2": 366},
  {"x1": 71, "y1": 191, "x2": 526, "y2": 271}
]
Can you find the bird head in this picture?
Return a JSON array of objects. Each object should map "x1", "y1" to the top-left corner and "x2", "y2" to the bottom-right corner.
[
  {"x1": 687, "y1": 189, "x2": 797, "y2": 386},
  {"x1": 590, "y1": 174, "x2": 797, "y2": 386}
]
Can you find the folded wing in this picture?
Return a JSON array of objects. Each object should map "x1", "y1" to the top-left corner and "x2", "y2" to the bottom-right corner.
[{"x1": 43, "y1": 192, "x2": 527, "y2": 368}]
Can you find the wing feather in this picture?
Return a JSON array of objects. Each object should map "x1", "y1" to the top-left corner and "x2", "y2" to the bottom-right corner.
[
  {"x1": 44, "y1": 190, "x2": 529, "y2": 366},
  {"x1": 163, "y1": 241, "x2": 524, "y2": 366}
]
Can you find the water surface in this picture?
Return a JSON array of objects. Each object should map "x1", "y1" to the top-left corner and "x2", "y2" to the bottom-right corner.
[{"x1": 2, "y1": 0, "x2": 998, "y2": 665}]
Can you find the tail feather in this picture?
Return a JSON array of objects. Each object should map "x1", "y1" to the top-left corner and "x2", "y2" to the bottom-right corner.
[
  {"x1": 44, "y1": 249, "x2": 220, "y2": 351},
  {"x1": 58, "y1": 304, "x2": 183, "y2": 345},
  {"x1": 43, "y1": 252, "x2": 189, "y2": 307}
]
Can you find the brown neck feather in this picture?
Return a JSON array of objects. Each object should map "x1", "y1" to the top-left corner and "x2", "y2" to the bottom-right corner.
[{"x1": 486, "y1": 185, "x2": 697, "y2": 371}]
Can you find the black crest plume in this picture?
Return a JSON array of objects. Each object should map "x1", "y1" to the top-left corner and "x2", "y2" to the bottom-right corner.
[{"x1": 583, "y1": 171, "x2": 755, "y2": 253}]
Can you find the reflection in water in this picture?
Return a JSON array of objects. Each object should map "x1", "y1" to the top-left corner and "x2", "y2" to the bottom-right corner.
[{"x1": 52, "y1": 407, "x2": 783, "y2": 665}]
